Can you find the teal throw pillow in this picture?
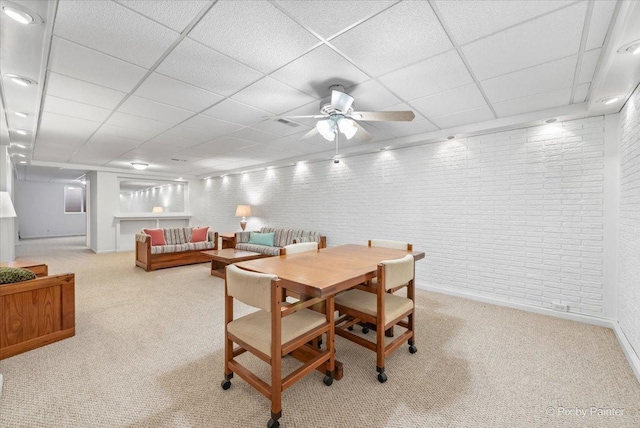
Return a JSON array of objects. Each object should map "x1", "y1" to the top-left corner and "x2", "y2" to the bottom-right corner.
[
  {"x1": 0, "y1": 267, "x2": 37, "y2": 284},
  {"x1": 248, "y1": 232, "x2": 275, "y2": 247}
]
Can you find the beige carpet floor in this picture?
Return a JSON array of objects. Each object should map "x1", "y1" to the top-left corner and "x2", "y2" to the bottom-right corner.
[{"x1": 0, "y1": 236, "x2": 638, "y2": 428}]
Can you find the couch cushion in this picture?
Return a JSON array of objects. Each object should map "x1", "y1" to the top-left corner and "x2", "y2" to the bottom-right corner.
[
  {"x1": 164, "y1": 228, "x2": 192, "y2": 245},
  {"x1": 260, "y1": 227, "x2": 321, "y2": 247},
  {"x1": 0, "y1": 267, "x2": 37, "y2": 284},
  {"x1": 190, "y1": 226, "x2": 209, "y2": 243},
  {"x1": 248, "y1": 232, "x2": 275, "y2": 246},
  {"x1": 143, "y1": 229, "x2": 166, "y2": 246},
  {"x1": 236, "y1": 243, "x2": 282, "y2": 256},
  {"x1": 150, "y1": 241, "x2": 215, "y2": 254}
]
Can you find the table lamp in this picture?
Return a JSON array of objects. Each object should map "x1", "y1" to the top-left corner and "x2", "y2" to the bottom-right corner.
[{"x1": 235, "y1": 205, "x2": 251, "y2": 231}]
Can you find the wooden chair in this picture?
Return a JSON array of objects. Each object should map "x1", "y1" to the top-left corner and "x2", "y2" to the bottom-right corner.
[
  {"x1": 334, "y1": 254, "x2": 417, "y2": 383},
  {"x1": 221, "y1": 264, "x2": 333, "y2": 428},
  {"x1": 279, "y1": 241, "x2": 318, "y2": 256}
]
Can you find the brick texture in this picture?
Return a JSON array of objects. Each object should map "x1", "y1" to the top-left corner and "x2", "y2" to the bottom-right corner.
[
  {"x1": 618, "y1": 84, "x2": 640, "y2": 355},
  {"x1": 203, "y1": 117, "x2": 606, "y2": 316}
]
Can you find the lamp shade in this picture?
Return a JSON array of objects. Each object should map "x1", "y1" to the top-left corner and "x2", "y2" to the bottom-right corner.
[
  {"x1": 0, "y1": 191, "x2": 17, "y2": 218},
  {"x1": 235, "y1": 205, "x2": 251, "y2": 217},
  {"x1": 152, "y1": 206, "x2": 164, "y2": 213}
]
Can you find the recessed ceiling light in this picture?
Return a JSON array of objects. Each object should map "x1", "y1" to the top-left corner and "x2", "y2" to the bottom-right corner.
[
  {"x1": 5, "y1": 74, "x2": 36, "y2": 87},
  {"x1": 2, "y1": 4, "x2": 33, "y2": 24},
  {"x1": 15, "y1": 129, "x2": 28, "y2": 135},
  {"x1": 598, "y1": 97, "x2": 620, "y2": 105},
  {"x1": 618, "y1": 39, "x2": 640, "y2": 55},
  {"x1": 19, "y1": 161, "x2": 26, "y2": 164},
  {"x1": 131, "y1": 162, "x2": 148, "y2": 170},
  {"x1": 11, "y1": 143, "x2": 26, "y2": 149},
  {"x1": 14, "y1": 112, "x2": 28, "y2": 118},
  {"x1": 16, "y1": 154, "x2": 25, "y2": 158},
  {"x1": 544, "y1": 118, "x2": 557, "y2": 124},
  {"x1": 446, "y1": 135, "x2": 456, "y2": 140}
]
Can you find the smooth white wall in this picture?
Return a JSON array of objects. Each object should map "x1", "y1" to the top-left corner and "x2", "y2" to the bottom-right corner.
[
  {"x1": 0, "y1": 146, "x2": 16, "y2": 262},
  {"x1": 202, "y1": 117, "x2": 610, "y2": 318},
  {"x1": 14, "y1": 181, "x2": 85, "y2": 239},
  {"x1": 617, "y1": 84, "x2": 640, "y2": 361}
]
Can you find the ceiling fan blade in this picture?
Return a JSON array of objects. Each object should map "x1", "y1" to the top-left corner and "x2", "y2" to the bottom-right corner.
[
  {"x1": 264, "y1": 114, "x2": 326, "y2": 120},
  {"x1": 351, "y1": 111, "x2": 415, "y2": 122},
  {"x1": 300, "y1": 127, "x2": 319, "y2": 140},
  {"x1": 331, "y1": 90, "x2": 354, "y2": 113},
  {"x1": 352, "y1": 121, "x2": 373, "y2": 143}
]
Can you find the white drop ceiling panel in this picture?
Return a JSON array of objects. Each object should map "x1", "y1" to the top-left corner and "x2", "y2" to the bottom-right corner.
[
  {"x1": 43, "y1": 95, "x2": 112, "y2": 123},
  {"x1": 156, "y1": 38, "x2": 263, "y2": 96},
  {"x1": 54, "y1": 1, "x2": 178, "y2": 68},
  {"x1": 410, "y1": 84, "x2": 487, "y2": 119},
  {"x1": 133, "y1": 73, "x2": 224, "y2": 112},
  {"x1": 586, "y1": 0, "x2": 618, "y2": 50},
  {"x1": 178, "y1": 115, "x2": 244, "y2": 136},
  {"x1": 346, "y1": 80, "x2": 401, "y2": 111},
  {"x1": 181, "y1": 137, "x2": 256, "y2": 157},
  {"x1": 118, "y1": 96, "x2": 194, "y2": 124},
  {"x1": 230, "y1": 127, "x2": 280, "y2": 144},
  {"x1": 189, "y1": 0, "x2": 319, "y2": 74},
  {"x1": 46, "y1": 73, "x2": 127, "y2": 110},
  {"x1": 106, "y1": 112, "x2": 173, "y2": 134},
  {"x1": 430, "y1": 105, "x2": 495, "y2": 129},
  {"x1": 434, "y1": 0, "x2": 575, "y2": 45},
  {"x1": 271, "y1": 45, "x2": 369, "y2": 96},
  {"x1": 481, "y1": 56, "x2": 578, "y2": 103},
  {"x1": 492, "y1": 87, "x2": 572, "y2": 117},
  {"x1": 579, "y1": 49, "x2": 602, "y2": 84},
  {"x1": 379, "y1": 50, "x2": 474, "y2": 101},
  {"x1": 49, "y1": 37, "x2": 148, "y2": 92},
  {"x1": 38, "y1": 111, "x2": 101, "y2": 138},
  {"x1": 251, "y1": 119, "x2": 312, "y2": 138},
  {"x1": 462, "y1": 2, "x2": 587, "y2": 80},
  {"x1": 201, "y1": 99, "x2": 269, "y2": 126},
  {"x1": 100, "y1": 124, "x2": 158, "y2": 142},
  {"x1": 115, "y1": 0, "x2": 211, "y2": 32},
  {"x1": 370, "y1": 117, "x2": 439, "y2": 138},
  {"x1": 331, "y1": 1, "x2": 453, "y2": 76},
  {"x1": 231, "y1": 77, "x2": 317, "y2": 115},
  {"x1": 135, "y1": 140, "x2": 188, "y2": 154},
  {"x1": 274, "y1": 0, "x2": 397, "y2": 39}
]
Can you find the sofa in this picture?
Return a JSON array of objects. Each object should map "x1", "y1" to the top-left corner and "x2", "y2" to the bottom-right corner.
[
  {"x1": 135, "y1": 226, "x2": 218, "y2": 271},
  {"x1": 235, "y1": 227, "x2": 326, "y2": 256},
  {"x1": 0, "y1": 267, "x2": 75, "y2": 360}
]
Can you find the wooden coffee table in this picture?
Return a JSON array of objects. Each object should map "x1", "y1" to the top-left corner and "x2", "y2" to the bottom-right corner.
[{"x1": 201, "y1": 249, "x2": 270, "y2": 279}]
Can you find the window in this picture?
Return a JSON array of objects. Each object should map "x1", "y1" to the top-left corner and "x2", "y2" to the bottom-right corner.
[{"x1": 65, "y1": 186, "x2": 85, "y2": 213}]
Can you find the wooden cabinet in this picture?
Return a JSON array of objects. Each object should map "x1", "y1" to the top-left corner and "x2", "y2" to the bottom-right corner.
[{"x1": 0, "y1": 273, "x2": 75, "y2": 360}]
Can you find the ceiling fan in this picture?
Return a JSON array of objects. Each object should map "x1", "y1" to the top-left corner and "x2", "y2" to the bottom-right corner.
[{"x1": 271, "y1": 84, "x2": 415, "y2": 143}]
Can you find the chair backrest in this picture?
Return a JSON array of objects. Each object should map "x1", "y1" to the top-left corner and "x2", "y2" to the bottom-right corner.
[
  {"x1": 226, "y1": 265, "x2": 277, "y2": 312},
  {"x1": 380, "y1": 254, "x2": 415, "y2": 291},
  {"x1": 369, "y1": 239, "x2": 412, "y2": 251},
  {"x1": 281, "y1": 242, "x2": 318, "y2": 255}
]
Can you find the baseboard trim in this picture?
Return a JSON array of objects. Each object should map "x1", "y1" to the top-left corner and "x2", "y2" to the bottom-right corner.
[
  {"x1": 418, "y1": 284, "x2": 640, "y2": 385},
  {"x1": 612, "y1": 321, "x2": 640, "y2": 384},
  {"x1": 0, "y1": 373, "x2": 3, "y2": 398}
]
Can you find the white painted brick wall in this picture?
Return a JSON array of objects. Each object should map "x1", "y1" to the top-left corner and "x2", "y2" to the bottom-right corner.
[
  {"x1": 618, "y1": 84, "x2": 640, "y2": 356},
  {"x1": 202, "y1": 117, "x2": 606, "y2": 316}
]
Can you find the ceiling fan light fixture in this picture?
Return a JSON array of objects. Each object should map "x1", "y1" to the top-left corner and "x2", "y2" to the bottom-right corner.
[
  {"x1": 131, "y1": 162, "x2": 148, "y2": 170},
  {"x1": 337, "y1": 117, "x2": 357, "y2": 139},
  {"x1": 316, "y1": 119, "x2": 335, "y2": 141}
]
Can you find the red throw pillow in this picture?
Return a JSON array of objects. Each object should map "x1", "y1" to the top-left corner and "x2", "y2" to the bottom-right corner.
[
  {"x1": 190, "y1": 226, "x2": 209, "y2": 243},
  {"x1": 143, "y1": 229, "x2": 166, "y2": 246}
]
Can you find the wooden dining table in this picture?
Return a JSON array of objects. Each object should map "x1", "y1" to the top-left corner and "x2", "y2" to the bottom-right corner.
[{"x1": 234, "y1": 244, "x2": 425, "y2": 380}]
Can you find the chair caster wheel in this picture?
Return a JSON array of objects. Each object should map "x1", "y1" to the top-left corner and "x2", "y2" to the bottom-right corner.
[
  {"x1": 377, "y1": 372, "x2": 387, "y2": 383},
  {"x1": 323, "y1": 375, "x2": 333, "y2": 386},
  {"x1": 347, "y1": 326, "x2": 354, "y2": 331},
  {"x1": 409, "y1": 345, "x2": 417, "y2": 354},
  {"x1": 221, "y1": 379, "x2": 231, "y2": 390},
  {"x1": 362, "y1": 327, "x2": 369, "y2": 334},
  {"x1": 267, "y1": 418, "x2": 280, "y2": 428}
]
